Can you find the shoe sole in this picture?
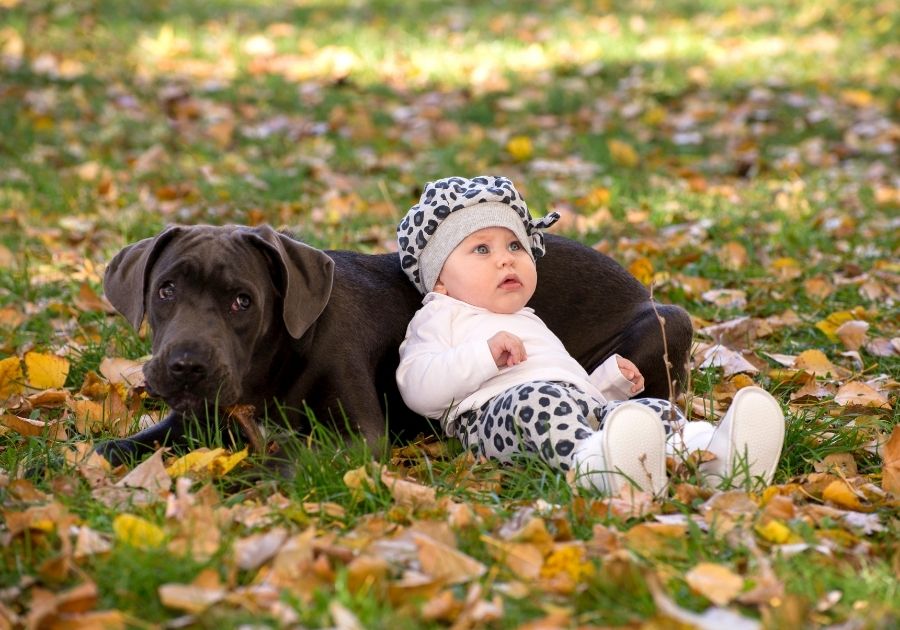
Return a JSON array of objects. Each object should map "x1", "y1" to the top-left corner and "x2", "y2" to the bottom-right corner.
[
  {"x1": 601, "y1": 402, "x2": 668, "y2": 495},
  {"x1": 720, "y1": 386, "x2": 785, "y2": 485}
]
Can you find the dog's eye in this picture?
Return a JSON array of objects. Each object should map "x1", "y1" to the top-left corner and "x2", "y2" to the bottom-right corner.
[
  {"x1": 158, "y1": 281, "x2": 175, "y2": 301},
  {"x1": 231, "y1": 294, "x2": 252, "y2": 312}
]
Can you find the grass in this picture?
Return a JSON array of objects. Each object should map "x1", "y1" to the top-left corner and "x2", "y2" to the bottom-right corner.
[{"x1": 1, "y1": 0, "x2": 898, "y2": 626}]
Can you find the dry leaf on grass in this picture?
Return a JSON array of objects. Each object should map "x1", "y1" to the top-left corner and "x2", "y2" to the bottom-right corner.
[
  {"x1": 833, "y1": 382, "x2": 891, "y2": 409},
  {"x1": 880, "y1": 426, "x2": 900, "y2": 495},
  {"x1": 413, "y1": 532, "x2": 486, "y2": 584},
  {"x1": 685, "y1": 562, "x2": 745, "y2": 606}
]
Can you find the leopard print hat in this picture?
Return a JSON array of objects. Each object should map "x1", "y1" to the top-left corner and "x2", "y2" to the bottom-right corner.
[{"x1": 397, "y1": 175, "x2": 560, "y2": 294}]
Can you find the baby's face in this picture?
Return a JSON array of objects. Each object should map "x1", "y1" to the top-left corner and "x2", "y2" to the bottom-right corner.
[{"x1": 434, "y1": 226, "x2": 537, "y2": 314}]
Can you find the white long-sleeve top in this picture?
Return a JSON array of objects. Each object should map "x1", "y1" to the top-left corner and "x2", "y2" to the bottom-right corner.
[{"x1": 396, "y1": 293, "x2": 635, "y2": 434}]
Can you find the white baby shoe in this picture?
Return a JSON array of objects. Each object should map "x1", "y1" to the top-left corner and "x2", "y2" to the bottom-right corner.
[
  {"x1": 673, "y1": 386, "x2": 785, "y2": 487},
  {"x1": 574, "y1": 402, "x2": 668, "y2": 496}
]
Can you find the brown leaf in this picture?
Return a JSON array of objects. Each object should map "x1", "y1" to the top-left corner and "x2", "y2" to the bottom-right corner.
[
  {"x1": 881, "y1": 426, "x2": 900, "y2": 495},
  {"x1": 833, "y1": 382, "x2": 891, "y2": 409},
  {"x1": 98, "y1": 357, "x2": 146, "y2": 386},
  {"x1": 623, "y1": 523, "x2": 686, "y2": 556},
  {"x1": 380, "y1": 470, "x2": 437, "y2": 510},
  {"x1": 717, "y1": 241, "x2": 749, "y2": 271},
  {"x1": 685, "y1": 562, "x2": 744, "y2": 606},
  {"x1": 232, "y1": 527, "x2": 289, "y2": 571},
  {"x1": 481, "y1": 536, "x2": 544, "y2": 580},
  {"x1": 413, "y1": 533, "x2": 486, "y2": 584},
  {"x1": 835, "y1": 320, "x2": 869, "y2": 351},
  {"x1": 3, "y1": 412, "x2": 68, "y2": 440},
  {"x1": 813, "y1": 453, "x2": 858, "y2": 477}
]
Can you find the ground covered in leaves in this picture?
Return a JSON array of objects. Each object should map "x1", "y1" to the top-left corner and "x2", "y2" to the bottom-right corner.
[{"x1": 0, "y1": 0, "x2": 898, "y2": 628}]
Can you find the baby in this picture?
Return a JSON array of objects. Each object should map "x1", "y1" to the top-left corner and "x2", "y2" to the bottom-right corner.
[{"x1": 396, "y1": 175, "x2": 785, "y2": 494}]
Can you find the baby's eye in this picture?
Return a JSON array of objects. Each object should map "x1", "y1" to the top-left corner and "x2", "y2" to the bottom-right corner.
[
  {"x1": 473, "y1": 244, "x2": 489, "y2": 254},
  {"x1": 509, "y1": 241, "x2": 523, "y2": 252}
]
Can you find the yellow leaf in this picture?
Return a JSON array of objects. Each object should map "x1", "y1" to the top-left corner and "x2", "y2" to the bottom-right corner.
[
  {"x1": 822, "y1": 480, "x2": 864, "y2": 511},
  {"x1": 685, "y1": 562, "x2": 744, "y2": 606},
  {"x1": 165, "y1": 447, "x2": 247, "y2": 478},
  {"x1": 770, "y1": 257, "x2": 802, "y2": 280},
  {"x1": 815, "y1": 308, "x2": 867, "y2": 342},
  {"x1": 166, "y1": 448, "x2": 224, "y2": 477},
  {"x1": 209, "y1": 447, "x2": 248, "y2": 476},
  {"x1": 793, "y1": 349, "x2": 848, "y2": 378},
  {"x1": 754, "y1": 519, "x2": 792, "y2": 544},
  {"x1": 540, "y1": 544, "x2": 594, "y2": 582},
  {"x1": 112, "y1": 513, "x2": 165, "y2": 549},
  {"x1": 840, "y1": 89, "x2": 873, "y2": 108},
  {"x1": 628, "y1": 257, "x2": 654, "y2": 286},
  {"x1": 608, "y1": 138, "x2": 639, "y2": 168},
  {"x1": 506, "y1": 135, "x2": 533, "y2": 161},
  {"x1": 580, "y1": 186, "x2": 612, "y2": 208},
  {"x1": 23, "y1": 351, "x2": 69, "y2": 390},
  {"x1": 0, "y1": 356, "x2": 24, "y2": 398}
]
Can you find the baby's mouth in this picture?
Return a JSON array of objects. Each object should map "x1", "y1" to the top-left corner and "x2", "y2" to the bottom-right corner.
[{"x1": 499, "y1": 275, "x2": 522, "y2": 289}]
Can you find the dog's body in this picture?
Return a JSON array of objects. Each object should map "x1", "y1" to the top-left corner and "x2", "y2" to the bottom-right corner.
[{"x1": 98, "y1": 224, "x2": 691, "y2": 464}]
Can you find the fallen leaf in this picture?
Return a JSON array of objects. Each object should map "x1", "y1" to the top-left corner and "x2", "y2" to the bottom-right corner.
[
  {"x1": 624, "y1": 522, "x2": 687, "y2": 556},
  {"x1": 685, "y1": 562, "x2": 744, "y2": 606},
  {"x1": 822, "y1": 480, "x2": 865, "y2": 511},
  {"x1": 881, "y1": 426, "x2": 900, "y2": 495},
  {"x1": 754, "y1": 520, "x2": 792, "y2": 544},
  {"x1": 628, "y1": 256, "x2": 654, "y2": 286},
  {"x1": 98, "y1": 357, "x2": 147, "y2": 386},
  {"x1": 23, "y1": 351, "x2": 69, "y2": 390},
  {"x1": 506, "y1": 135, "x2": 533, "y2": 161},
  {"x1": 717, "y1": 242, "x2": 748, "y2": 271},
  {"x1": 158, "y1": 583, "x2": 226, "y2": 614},
  {"x1": 1, "y1": 413, "x2": 68, "y2": 440},
  {"x1": 0, "y1": 355, "x2": 24, "y2": 398},
  {"x1": 701, "y1": 289, "x2": 747, "y2": 309},
  {"x1": 833, "y1": 382, "x2": 891, "y2": 409},
  {"x1": 697, "y1": 343, "x2": 759, "y2": 376},
  {"x1": 608, "y1": 138, "x2": 639, "y2": 167},
  {"x1": 413, "y1": 532, "x2": 486, "y2": 584},
  {"x1": 815, "y1": 309, "x2": 867, "y2": 342},
  {"x1": 381, "y1": 470, "x2": 437, "y2": 509},
  {"x1": 813, "y1": 453, "x2": 858, "y2": 477},
  {"x1": 112, "y1": 513, "x2": 165, "y2": 549},
  {"x1": 793, "y1": 349, "x2": 850, "y2": 378},
  {"x1": 835, "y1": 320, "x2": 869, "y2": 351},
  {"x1": 481, "y1": 536, "x2": 544, "y2": 580},
  {"x1": 232, "y1": 527, "x2": 288, "y2": 571},
  {"x1": 117, "y1": 449, "x2": 172, "y2": 494}
]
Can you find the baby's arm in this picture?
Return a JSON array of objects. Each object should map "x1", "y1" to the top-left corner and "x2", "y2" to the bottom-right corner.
[
  {"x1": 589, "y1": 353, "x2": 645, "y2": 400},
  {"x1": 396, "y1": 307, "x2": 499, "y2": 419}
]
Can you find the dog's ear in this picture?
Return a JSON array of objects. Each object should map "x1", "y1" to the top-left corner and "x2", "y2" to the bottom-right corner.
[
  {"x1": 242, "y1": 225, "x2": 335, "y2": 340},
  {"x1": 103, "y1": 226, "x2": 184, "y2": 330}
]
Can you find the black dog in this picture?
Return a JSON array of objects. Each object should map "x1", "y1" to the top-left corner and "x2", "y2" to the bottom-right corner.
[{"x1": 97, "y1": 224, "x2": 691, "y2": 464}]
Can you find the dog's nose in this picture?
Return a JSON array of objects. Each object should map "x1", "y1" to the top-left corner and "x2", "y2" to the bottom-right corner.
[{"x1": 167, "y1": 355, "x2": 207, "y2": 383}]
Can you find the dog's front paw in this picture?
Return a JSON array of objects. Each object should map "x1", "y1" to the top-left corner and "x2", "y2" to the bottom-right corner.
[{"x1": 94, "y1": 438, "x2": 139, "y2": 467}]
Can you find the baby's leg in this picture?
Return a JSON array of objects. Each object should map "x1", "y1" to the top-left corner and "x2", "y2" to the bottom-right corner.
[{"x1": 455, "y1": 381, "x2": 596, "y2": 471}]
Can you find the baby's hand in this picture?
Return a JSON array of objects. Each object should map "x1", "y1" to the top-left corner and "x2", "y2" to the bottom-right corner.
[
  {"x1": 488, "y1": 331, "x2": 527, "y2": 368},
  {"x1": 617, "y1": 356, "x2": 645, "y2": 394}
]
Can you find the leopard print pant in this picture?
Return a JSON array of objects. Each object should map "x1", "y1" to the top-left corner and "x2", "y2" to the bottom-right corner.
[{"x1": 454, "y1": 380, "x2": 686, "y2": 472}]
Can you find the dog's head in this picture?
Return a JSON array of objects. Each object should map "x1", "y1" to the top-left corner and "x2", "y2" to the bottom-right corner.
[{"x1": 103, "y1": 224, "x2": 334, "y2": 413}]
